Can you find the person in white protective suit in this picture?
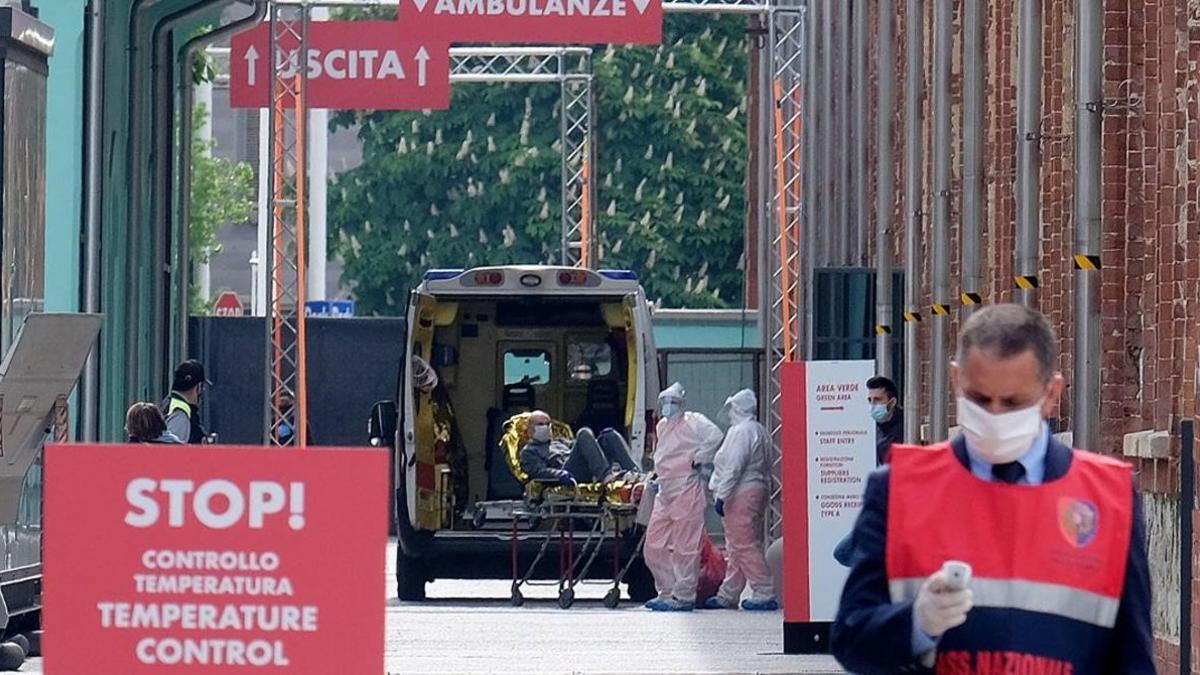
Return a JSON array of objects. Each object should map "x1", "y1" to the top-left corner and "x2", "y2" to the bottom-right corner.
[
  {"x1": 705, "y1": 389, "x2": 779, "y2": 611},
  {"x1": 642, "y1": 382, "x2": 726, "y2": 612}
]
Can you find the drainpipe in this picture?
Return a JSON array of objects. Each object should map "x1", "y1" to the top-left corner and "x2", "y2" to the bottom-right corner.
[
  {"x1": 836, "y1": 0, "x2": 850, "y2": 265},
  {"x1": 80, "y1": 0, "x2": 104, "y2": 441},
  {"x1": 818, "y1": 0, "x2": 832, "y2": 267},
  {"x1": 851, "y1": 0, "x2": 866, "y2": 266},
  {"x1": 902, "y1": 0, "x2": 925, "y2": 443},
  {"x1": 874, "y1": 0, "x2": 896, "y2": 377},
  {"x1": 961, "y1": 0, "x2": 984, "y2": 320},
  {"x1": 1016, "y1": 0, "x2": 1042, "y2": 305},
  {"x1": 1073, "y1": 0, "x2": 1102, "y2": 451},
  {"x1": 176, "y1": 1, "x2": 268, "y2": 362},
  {"x1": 125, "y1": 0, "x2": 167, "y2": 411},
  {"x1": 929, "y1": 0, "x2": 951, "y2": 442}
]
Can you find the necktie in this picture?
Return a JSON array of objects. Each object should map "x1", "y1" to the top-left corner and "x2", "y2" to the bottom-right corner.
[{"x1": 992, "y1": 461, "x2": 1026, "y2": 484}]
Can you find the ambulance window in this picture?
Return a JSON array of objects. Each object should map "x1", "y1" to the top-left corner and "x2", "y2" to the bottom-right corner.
[
  {"x1": 504, "y1": 350, "x2": 551, "y2": 385},
  {"x1": 567, "y1": 339, "x2": 612, "y2": 381}
]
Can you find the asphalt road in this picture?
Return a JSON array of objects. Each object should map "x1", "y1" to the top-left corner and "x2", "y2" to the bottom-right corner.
[{"x1": 20, "y1": 542, "x2": 845, "y2": 674}]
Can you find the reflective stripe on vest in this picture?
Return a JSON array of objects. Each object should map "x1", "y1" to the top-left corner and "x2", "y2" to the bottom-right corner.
[
  {"x1": 168, "y1": 398, "x2": 192, "y2": 418},
  {"x1": 886, "y1": 443, "x2": 1133, "y2": 630},
  {"x1": 889, "y1": 576, "x2": 1121, "y2": 628}
]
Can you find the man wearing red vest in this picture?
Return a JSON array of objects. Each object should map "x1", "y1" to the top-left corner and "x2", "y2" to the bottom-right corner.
[{"x1": 831, "y1": 304, "x2": 1153, "y2": 674}]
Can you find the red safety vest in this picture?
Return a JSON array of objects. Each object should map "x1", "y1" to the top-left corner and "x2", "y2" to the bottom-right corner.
[{"x1": 887, "y1": 442, "x2": 1133, "y2": 674}]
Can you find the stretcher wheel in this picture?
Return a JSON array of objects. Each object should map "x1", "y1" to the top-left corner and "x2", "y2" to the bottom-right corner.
[
  {"x1": 603, "y1": 588, "x2": 620, "y2": 609},
  {"x1": 558, "y1": 588, "x2": 575, "y2": 609},
  {"x1": 510, "y1": 587, "x2": 525, "y2": 607}
]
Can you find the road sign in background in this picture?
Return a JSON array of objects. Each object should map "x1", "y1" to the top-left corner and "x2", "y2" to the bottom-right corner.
[
  {"x1": 44, "y1": 444, "x2": 388, "y2": 674},
  {"x1": 394, "y1": 0, "x2": 663, "y2": 44},
  {"x1": 213, "y1": 291, "x2": 244, "y2": 317},
  {"x1": 782, "y1": 361, "x2": 876, "y2": 648},
  {"x1": 230, "y1": 21, "x2": 450, "y2": 110}
]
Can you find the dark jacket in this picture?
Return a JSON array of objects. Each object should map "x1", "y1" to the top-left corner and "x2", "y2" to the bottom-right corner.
[
  {"x1": 830, "y1": 435, "x2": 1154, "y2": 674},
  {"x1": 519, "y1": 438, "x2": 571, "y2": 481},
  {"x1": 875, "y1": 407, "x2": 904, "y2": 465}
]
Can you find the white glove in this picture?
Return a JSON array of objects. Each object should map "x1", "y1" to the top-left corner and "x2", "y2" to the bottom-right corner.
[{"x1": 914, "y1": 570, "x2": 974, "y2": 638}]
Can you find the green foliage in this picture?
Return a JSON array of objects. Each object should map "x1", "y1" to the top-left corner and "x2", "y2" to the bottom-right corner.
[
  {"x1": 189, "y1": 103, "x2": 256, "y2": 313},
  {"x1": 329, "y1": 15, "x2": 748, "y2": 315}
]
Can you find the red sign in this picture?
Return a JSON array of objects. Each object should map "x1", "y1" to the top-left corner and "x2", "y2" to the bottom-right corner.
[
  {"x1": 394, "y1": 0, "x2": 663, "y2": 45},
  {"x1": 44, "y1": 444, "x2": 388, "y2": 674},
  {"x1": 213, "y1": 291, "x2": 244, "y2": 317},
  {"x1": 230, "y1": 21, "x2": 450, "y2": 110}
]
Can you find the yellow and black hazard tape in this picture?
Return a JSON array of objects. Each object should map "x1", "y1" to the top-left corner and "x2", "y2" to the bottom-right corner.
[
  {"x1": 1073, "y1": 254, "x2": 1102, "y2": 270},
  {"x1": 960, "y1": 292, "x2": 982, "y2": 305},
  {"x1": 931, "y1": 304, "x2": 950, "y2": 316},
  {"x1": 903, "y1": 311, "x2": 923, "y2": 323},
  {"x1": 1014, "y1": 275, "x2": 1039, "y2": 290},
  {"x1": 875, "y1": 325, "x2": 893, "y2": 335}
]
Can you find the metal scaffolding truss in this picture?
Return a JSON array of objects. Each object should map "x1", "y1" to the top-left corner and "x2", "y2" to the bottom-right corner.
[
  {"x1": 258, "y1": 0, "x2": 805, "y2": 540},
  {"x1": 764, "y1": 5, "x2": 806, "y2": 540},
  {"x1": 448, "y1": 47, "x2": 596, "y2": 267},
  {"x1": 265, "y1": 3, "x2": 311, "y2": 446}
]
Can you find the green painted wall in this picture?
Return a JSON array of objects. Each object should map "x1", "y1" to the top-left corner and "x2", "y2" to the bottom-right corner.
[{"x1": 41, "y1": 1, "x2": 86, "y2": 312}]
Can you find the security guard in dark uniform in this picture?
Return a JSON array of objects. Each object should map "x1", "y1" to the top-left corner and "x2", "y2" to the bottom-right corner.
[
  {"x1": 831, "y1": 304, "x2": 1153, "y2": 674},
  {"x1": 161, "y1": 359, "x2": 211, "y2": 444}
]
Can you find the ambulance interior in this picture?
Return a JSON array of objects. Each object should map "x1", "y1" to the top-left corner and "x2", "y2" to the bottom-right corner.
[{"x1": 410, "y1": 294, "x2": 642, "y2": 529}]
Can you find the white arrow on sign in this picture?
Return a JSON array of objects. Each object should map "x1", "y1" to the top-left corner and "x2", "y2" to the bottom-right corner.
[
  {"x1": 416, "y1": 47, "x2": 430, "y2": 87},
  {"x1": 412, "y1": 0, "x2": 431, "y2": 12},
  {"x1": 245, "y1": 44, "x2": 259, "y2": 86},
  {"x1": 631, "y1": 0, "x2": 650, "y2": 13}
]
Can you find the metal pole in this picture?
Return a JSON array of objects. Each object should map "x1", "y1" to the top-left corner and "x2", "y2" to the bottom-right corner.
[
  {"x1": 1073, "y1": 0, "x2": 1101, "y2": 451},
  {"x1": 196, "y1": 78, "x2": 214, "y2": 304},
  {"x1": 308, "y1": 6, "x2": 330, "y2": 302},
  {"x1": 851, "y1": 0, "x2": 867, "y2": 266},
  {"x1": 819, "y1": 0, "x2": 832, "y2": 268},
  {"x1": 803, "y1": 2, "x2": 817, "y2": 358},
  {"x1": 256, "y1": 109, "x2": 270, "y2": 317},
  {"x1": 961, "y1": 0, "x2": 984, "y2": 319},
  {"x1": 81, "y1": 0, "x2": 104, "y2": 441},
  {"x1": 1016, "y1": 0, "x2": 1043, "y2": 304},
  {"x1": 837, "y1": 0, "x2": 851, "y2": 266},
  {"x1": 757, "y1": 12, "x2": 771, "y2": 367},
  {"x1": 874, "y1": 0, "x2": 896, "y2": 377},
  {"x1": 903, "y1": 0, "x2": 924, "y2": 443},
  {"x1": 929, "y1": 0, "x2": 951, "y2": 442}
]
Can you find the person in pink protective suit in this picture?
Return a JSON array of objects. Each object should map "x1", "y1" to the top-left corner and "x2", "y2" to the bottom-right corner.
[
  {"x1": 643, "y1": 382, "x2": 726, "y2": 612},
  {"x1": 705, "y1": 389, "x2": 779, "y2": 611}
]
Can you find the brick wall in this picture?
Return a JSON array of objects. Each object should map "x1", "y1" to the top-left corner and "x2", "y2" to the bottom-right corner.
[{"x1": 873, "y1": 2, "x2": 1200, "y2": 672}]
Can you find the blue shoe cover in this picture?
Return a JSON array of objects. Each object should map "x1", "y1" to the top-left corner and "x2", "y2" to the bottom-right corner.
[
  {"x1": 703, "y1": 597, "x2": 735, "y2": 609},
  {"x1": 651, "y1": 598, "x2": 694, "y2": 612},
  {"x1": 644, "y1": 597, "x2": 670, "y2": 610},
  {"x1": 741, "y1": 598, "x2": 779, "y2": 611}
]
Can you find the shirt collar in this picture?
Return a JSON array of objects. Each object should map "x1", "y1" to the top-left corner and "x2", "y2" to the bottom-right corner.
[{"x1": 964, "y1": 422, "x2": 1050, "y2": 485}]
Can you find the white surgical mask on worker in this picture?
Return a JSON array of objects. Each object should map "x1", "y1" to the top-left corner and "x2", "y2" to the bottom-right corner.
[
  {"x1": 531, "y1": 424, "x2": 552, "y2": 442},
  {"x1": 661, "y1": 401, "x2": 682, "y2": 419},
  {"x1": 956, "y1": 396, "x2": 1044, "y2": 464}
]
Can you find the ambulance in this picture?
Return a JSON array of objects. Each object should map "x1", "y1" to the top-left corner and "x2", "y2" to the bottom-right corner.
[{"x1": 369, "y1": 266, "x2": 661, "y2": 601}]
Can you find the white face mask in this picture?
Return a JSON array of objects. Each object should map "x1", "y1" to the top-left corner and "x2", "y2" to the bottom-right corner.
[
  {"x1": 531, "y1": 424, "x2": 552, "y2": 442},
  {"x1": 956, "y1": 396, "x2": 1044, "y2": 464}
]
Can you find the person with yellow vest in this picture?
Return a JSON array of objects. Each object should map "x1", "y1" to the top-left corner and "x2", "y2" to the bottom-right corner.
[
  {"x1": 831, "y1": 304, "x2": 1153, "y2": 673},
  {"x1": 160, "y1": 359, "x2": 211, "y2": 444}
]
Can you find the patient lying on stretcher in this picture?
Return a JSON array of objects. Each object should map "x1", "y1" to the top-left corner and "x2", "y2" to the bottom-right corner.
[{"x1": 519, "y1": 410, "x2": 642, "y2": 486}]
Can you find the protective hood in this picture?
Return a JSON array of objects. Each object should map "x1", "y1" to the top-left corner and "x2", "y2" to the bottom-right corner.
[
  {"x1": 658, "y1": 382, "x2": 686, "y2": 404},
  {"x1": 723, "y1": 389, "x2": 758, "y2": 424}
]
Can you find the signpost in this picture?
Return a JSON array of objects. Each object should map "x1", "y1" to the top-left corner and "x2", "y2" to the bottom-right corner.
[
  {"x1": 781, "y1": 360, "x2": 877, "y2": 652},
  {"x1": 44, "y1": 444, "x2": 388, "y2": 674},
  {"x1": 213, "y1": 291, "x2": 245, "y2": 317},
  {"x1": 393, "y1": 0, "x2": 663, "y2": 44},
  {"x1": 229, "y1": 21, "x2": 450, "y2": 110}
]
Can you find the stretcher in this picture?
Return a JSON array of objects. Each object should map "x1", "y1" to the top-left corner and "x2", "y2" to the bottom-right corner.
[{"x1": 474, "y1": 413, "x2": 648, "y2": 609}]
